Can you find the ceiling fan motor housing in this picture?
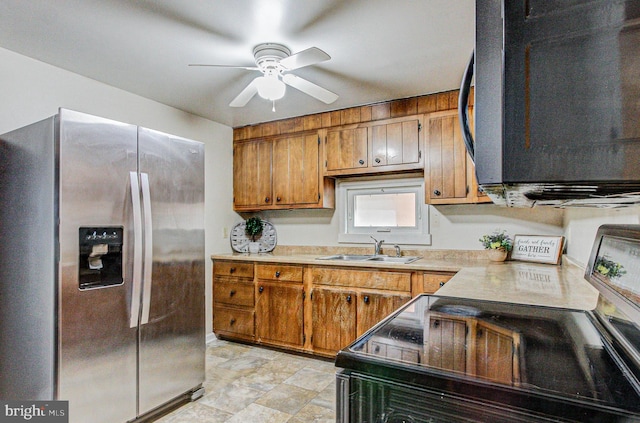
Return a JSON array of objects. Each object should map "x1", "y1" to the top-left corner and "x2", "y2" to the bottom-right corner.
[{"x1": 253, "y1": 43, "x2": 291, "y2": 75}]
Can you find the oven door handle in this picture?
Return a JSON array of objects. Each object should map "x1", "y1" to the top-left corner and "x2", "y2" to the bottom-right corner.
[{"x1": 459, "y1": 50, "x2": 475, "y2": 163}]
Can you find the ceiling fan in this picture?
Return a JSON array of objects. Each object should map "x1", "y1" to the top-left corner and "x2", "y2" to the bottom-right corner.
[{"x1": 190, "y1": 43, "x2": 338, "y2": 110}]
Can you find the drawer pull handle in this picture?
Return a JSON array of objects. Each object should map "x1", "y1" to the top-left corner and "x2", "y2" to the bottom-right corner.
[
  {"x1": 230, "y1": 318, "x2": 236, "y2": 325},
  {"x1": 275, "y1": 271, "x2": 281, "y2": 278},
  {"x1": 259, "y1": 286, "x2": 264, "y2": 293},
  {"x1": 439, "y1": 281, "x2": 445, "y2": 287},
  {"x1": 229, "y1": 290, "x2": 236, "y2": 297},
  {"x1": 229, "y1": 267, "x2": 236, "y2": 274},
  {"x1": 346, "y1": 295, "x2": 352, "y2": 303},
  {"x1": 363, "y1": 295, "x2": 370, "y2": 304}
]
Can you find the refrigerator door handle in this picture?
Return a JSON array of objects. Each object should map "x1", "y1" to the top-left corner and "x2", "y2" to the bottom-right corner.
[
  {"x1": 129, "y1": 171, "x2": 143, "y2": 328},
  {"x1": 140, "y1": 172, "x2": 153, "y2": 325}
]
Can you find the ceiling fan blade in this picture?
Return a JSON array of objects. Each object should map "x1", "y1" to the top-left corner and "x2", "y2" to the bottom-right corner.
[
  {"x1": 188, "y1": 64, "x2": 259, "y2": 71},
  {"x1": 229, "y1": 77, "x2": 260, "y2": 107},
  {"x1": 280, "y1": 47, "x2": 330, "y2": 70},
  {"x1": 282, "y1": 73, "x2": 338, "y2": 104}
]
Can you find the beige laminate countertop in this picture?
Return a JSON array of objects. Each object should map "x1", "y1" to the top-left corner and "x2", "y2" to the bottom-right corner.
[{"x1": 211, "y1": 250, "x2": 600, "y2": 311}]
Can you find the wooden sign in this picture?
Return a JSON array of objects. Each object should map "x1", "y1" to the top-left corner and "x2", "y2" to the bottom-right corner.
[{"x1": 510, "y1": 235, "x2": 565, "y2": 265}]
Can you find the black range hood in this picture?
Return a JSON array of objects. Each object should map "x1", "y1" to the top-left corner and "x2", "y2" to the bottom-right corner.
[{"x1": 461, "y1": 0, "x2": 640, "y2": 207}]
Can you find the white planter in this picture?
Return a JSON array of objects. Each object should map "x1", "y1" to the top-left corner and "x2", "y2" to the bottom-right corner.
[{"x1": 248, "y1": 242, "x2": 261, "y2": 254}]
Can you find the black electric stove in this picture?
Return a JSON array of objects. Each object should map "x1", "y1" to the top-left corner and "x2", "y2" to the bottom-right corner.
[{"x1": 335, "y1": 225, "x2": 640, "y2": 422}]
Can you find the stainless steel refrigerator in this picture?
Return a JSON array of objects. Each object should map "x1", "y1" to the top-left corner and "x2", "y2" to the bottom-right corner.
[{"x1": 0, "y1": 109, "x2": 205, "y2": 422}]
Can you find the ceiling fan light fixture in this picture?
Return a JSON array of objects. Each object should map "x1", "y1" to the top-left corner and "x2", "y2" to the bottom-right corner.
[{"x1": 255, "y1": 75, "x2": 286, "y2": 101}]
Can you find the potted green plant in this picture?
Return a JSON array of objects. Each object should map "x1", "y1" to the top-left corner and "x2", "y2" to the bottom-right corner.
[
  {"x1": 479, "y1": 230, "x2": 513, "y2": 262},
  {"x1": 245, "y1": 216, "x2": 263, "y2": 254}
]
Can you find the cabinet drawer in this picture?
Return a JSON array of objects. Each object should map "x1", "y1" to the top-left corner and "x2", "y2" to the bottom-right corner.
[
  {"x1": 422, "y1": 272, "x2": 455, "y2": 293},
  {"x1": 214, "y1": 280, "x2": 254, "y2": 307},
  {"x1": 214, "y1": 261, "x2": 254, "y2": 278},
  {"x1": 312, "y1": 267, "x2": 411, "y2": 291},
  {"x1": 213, "y1": 306, "x2": 255, "y2": 338},
  {"x1": 256, "y1": 264, "x2": 303, "y2": 282}
]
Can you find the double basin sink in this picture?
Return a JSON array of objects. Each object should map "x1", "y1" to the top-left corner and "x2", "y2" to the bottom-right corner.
[{"x1": 315, "y1": 254, "x2": 422, "y2": 264}]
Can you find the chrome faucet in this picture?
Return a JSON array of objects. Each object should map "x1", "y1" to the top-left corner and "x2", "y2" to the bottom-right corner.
[
  {"x1": 394, "y1": 244, "x2": 402, "y2": 257},
  {"x1": 371, "y1": 236, "x2": 384, "y2": 255}
]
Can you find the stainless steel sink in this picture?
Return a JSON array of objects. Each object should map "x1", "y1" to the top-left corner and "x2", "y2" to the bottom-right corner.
[
  {"x1": 367, "y1": 255, "x2": 422, "y2": 264},
  {"x1": 315, "y1": 254, "x2": 422, "y2": 264},
  {"x1": 315, "y1": 254, "x2": 376, "y2": 261}
]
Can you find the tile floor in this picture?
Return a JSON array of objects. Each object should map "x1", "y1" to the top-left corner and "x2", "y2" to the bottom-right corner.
[{"x1": 156, "y1": 337, "x2": 337, "y2": 423}]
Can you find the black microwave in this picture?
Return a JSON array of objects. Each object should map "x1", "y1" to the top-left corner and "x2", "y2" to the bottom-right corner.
[{"x1": 461, "y1": 0, "x2": 640, "y2": 207}]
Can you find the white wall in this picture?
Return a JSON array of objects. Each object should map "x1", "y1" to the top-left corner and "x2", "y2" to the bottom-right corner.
[
  {"x1": 0, "y1": 47, "x2": 236, "y2": 334},
  {"x1": 258, "y1": 201, "x2": 565, "y2": 251},
  {"x1": 563, "y1": 206, "x2": 640, "y2": 267}
]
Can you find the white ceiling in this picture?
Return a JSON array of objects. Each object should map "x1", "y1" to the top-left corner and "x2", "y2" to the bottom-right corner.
[{"x1": 0, "y1": 0, "x2": 474, "y2": 128}]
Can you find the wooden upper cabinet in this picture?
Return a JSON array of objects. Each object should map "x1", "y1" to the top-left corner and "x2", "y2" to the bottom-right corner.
[
  {"x1": 233, "y1": 139, "x2": 272, "y2": 209},
  {"x1": 273, "y1": 134, "x2": 320, "y2": 206},
  {"x1": 324, "y1": 115, "x2": 423, "y2": 177},
  {"x1": 325, "y1": 127, "x2": 368, "y2": 171},
  {"x1": 424, "y1": 108, "x2": 490, "y2": 205},
  {"x1": 233, "y1": 132, "x2": 334, "y2": 211},
  {"x1": 371, "y1": 118, "x2": 420, "y2": 167}
]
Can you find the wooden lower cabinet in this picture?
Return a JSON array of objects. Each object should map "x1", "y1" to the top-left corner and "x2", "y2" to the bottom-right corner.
[
  {"x1": 422, "y1": 272, "x2": 456, "y2": 294},
  {"x1": 356, "y1": 291, "x2": 411, "y2": 337},
  {"x1": 213, "y1": 259, "x2": 457, "y2": 358},
  {"x1": 311, "y1": 287, "x2": 357, "y2": 355},
  {"x1": 212, "y1": 261, "x2": 255, "y2": 341},
  {"x1": 255, "y1": 281, "x2": 304, "y2": 348}
]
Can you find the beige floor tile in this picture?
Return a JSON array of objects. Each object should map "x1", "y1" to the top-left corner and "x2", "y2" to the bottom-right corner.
[
  {"x1": 284, "y1": 367, "x2": 335, "y2": 392},
  {"x1": 225, "y1": 403, "x2": 292, "y2": 423},
  {"x1": 255, "y1": 383, "x2": 318, "y2": 414}
]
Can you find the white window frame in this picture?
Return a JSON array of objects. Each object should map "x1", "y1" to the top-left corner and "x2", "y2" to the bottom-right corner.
[{"x1": 337, "y1": 177, "x2": 432, "y2": 245}]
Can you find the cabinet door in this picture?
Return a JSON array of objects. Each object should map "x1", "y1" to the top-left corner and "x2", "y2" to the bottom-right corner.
[
  {"x1": 233, "y1": 139, "x2": 272, "y2": 208},
  {"x1": 326, "y1": 127, "x2": 368, "y2": 171},
  {"x1": 425, "y1": 313, "x2": 468, "y2": 373},
  {"x1": 356, "y1": 291, "x2": 411, "y2": 337},
  {"x1": 424, "y1": 110, "x2": 469, "y2": 203},
  {"x1": 255, "y1": 281, "x2": 304, "y2": 347},
  {"x1": 273, "y1": 134, "x2": 320, "y2": 206},
  {"x1": 311, "y1": 287, "x2": 357, "y2": 354},
  {"x1": 371, "y1": 119, "x2": 420, "y2": 167},
  {"x1": 474, "y1": 320, "x2": 520, "y2": 384}
]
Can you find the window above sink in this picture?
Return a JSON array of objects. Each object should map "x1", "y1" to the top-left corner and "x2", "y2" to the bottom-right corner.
[{"x1": 337, "y1": 177, "x2": 432, "y2": 246}]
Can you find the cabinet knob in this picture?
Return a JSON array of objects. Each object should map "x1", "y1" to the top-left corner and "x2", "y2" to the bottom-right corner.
[
  {"x1": 433, "y1": 190, "x2": 441, "y2": 196},
  {"x1": 346, "y1": 295, "x2": 352, "y2": 303},
  {"x1": 374, "y1": 158, "x2": 381, "y2": 164},
  {"x1": 265, "y1": 197, "x2": 270, "y2": 203},
  {"x1": 275, "y1": 271, "x2": 281, "y2": 278},
  {"x1": 374, "y1": 345, "x2": 380, "y2": 353},
  {"x1": 433, "y1": 320, "x2": 440, "y2": 328},
  {"x1": 363, "y1": 295, "x2": 370, "y2": 304},
  {"x1": 230, "y1": 318, "x2": 236, "y2": 325},
  {"x1": 439, "y1": 281, "x2": 446, "y2": 287},
  {"x1": 229, "y1": 267, "x2": 236, "y2": 274},
  {"x1": 276, "y1": 196, "x2": 281, "y2": 202},
  {"x1": 358, "y1": 159, "x2": 365, "y2": 165},
  {"x1": 229, "y1": 290, "x2": 236, "y2": 297},
  {"x1": 259, "y1": 286, "x2": 264, "y2": 293}
]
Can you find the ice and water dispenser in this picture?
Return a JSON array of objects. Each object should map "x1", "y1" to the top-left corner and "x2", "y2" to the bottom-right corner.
[{"x1": 78, "y1": 227, "x2": 124, "y2": 289}]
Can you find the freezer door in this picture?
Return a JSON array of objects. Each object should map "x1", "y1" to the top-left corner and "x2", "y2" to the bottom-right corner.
[
  {"x1": 137, "y1": 127, "x2": 205, "y2": 415},
  {"x1": 58, "y1": 109, "x2": 138, "y2": 423}
]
